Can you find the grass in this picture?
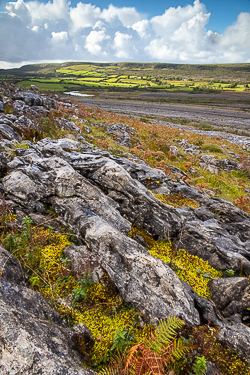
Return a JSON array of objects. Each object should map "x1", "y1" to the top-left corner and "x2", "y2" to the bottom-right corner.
[
  {"x1": 70, "y1": 103, "x2": 250, "y2": 213},
  {"x1": 2, "y1": 61, "x2": 250, "y2": 93},
  {"x1": 1, "y1": 80, "x2": 250, "y2": 374},
  {"x1": 0, "y1": 214, "x2": 151, "y2": 370},
  {"x1": 201, "y1": 144, "x2": 224, "y2": 153}
]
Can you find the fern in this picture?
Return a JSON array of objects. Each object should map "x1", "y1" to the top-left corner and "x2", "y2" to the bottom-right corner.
[
  {"x1": 146, "y1": 317, "x2": 185, "y2": 354},
  {"x1": 140, "y1": 347, "x2": 164, "y2": 375},
  {"x1": 98, "y1": 356, "x2": 128, "y2": 375},
  {"x1": 164, "y1": 338, "x2": 191, "y2": 361},
  {"x1": 99, "y1": 317, "x2": 190, "y2": 375},
  {"x1": 124, "y1": 343, "x2": 141, "y2": 373}
]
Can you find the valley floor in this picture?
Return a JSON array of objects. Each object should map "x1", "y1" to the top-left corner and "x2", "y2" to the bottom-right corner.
[{"x1": 68, "y1": 90, "x2": 250, "y2": 137}]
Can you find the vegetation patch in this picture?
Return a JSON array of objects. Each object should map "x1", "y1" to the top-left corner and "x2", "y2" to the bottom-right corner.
[
  {"x1": 0, "y1": 210, "x2": 151, "y2": 370},
  {"x1": 130, "y1": 227, "x2": 222, "y2": 298},
  {"x1": 153, "y1": 192, "x2": 199, "y2": 209},
  {"x1": 201, "y1": 143, "x2": 224, "y2": 153},
  {"x1": 4, "y1": 62, "x2": 250, "y2": 93},
  {"x1": 207, "y1": 341, "x2": 250, "y2": 375},
  {"x1": 149, "y1": 242, "x2": 222, "y2": 298}
]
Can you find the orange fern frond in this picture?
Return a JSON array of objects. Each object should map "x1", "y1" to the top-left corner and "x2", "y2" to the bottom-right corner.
[
  {"x1": 161, "y1": 341, "x2": 175, "y2": 367},
  {"x1": 134, "y1": 356, "x2": 148, "y2": 375},
  {"x1": 141, "y1": 347, "x2": 165, "y2": 375},
  {"x1": 123, "y1": 343, "x2": 141, "y2": 373}
]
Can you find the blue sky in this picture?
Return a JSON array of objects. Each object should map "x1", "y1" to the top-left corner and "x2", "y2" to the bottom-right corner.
[
  {"x1": 1, "y1": 0, "x2": 248, "y2": 32},
  {"x1": 85, "y1": 0, "x2": 250, "y2": 32},
  {"x1": 0, "y1": 0, "x2": 250, "y2": 67}
]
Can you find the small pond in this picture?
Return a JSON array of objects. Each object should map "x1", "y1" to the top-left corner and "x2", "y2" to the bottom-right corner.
[{"x1": 64, "y1": 91, "x2": 94, "y2": 97}]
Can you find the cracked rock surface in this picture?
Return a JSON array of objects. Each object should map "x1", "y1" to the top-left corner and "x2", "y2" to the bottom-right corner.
[
  {"x1": 0, "y1": 246, "x2": 94, "y2": 375},
  {"x1": 1, "y1": 83, "x2": 250, "y2": 371}
]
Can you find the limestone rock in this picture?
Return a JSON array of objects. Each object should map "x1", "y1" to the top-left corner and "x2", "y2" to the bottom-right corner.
[
  {"x1": 200, "y1": 154, "x2": 239, "y2": 174},
  {"x1": 0, "y1": 123, "x2": 21, "y2": 141},
  {"x1": 59, "y1": 215, "x2": 200, "y2": 326},
  {"x1": 0, "y1": 246, "x2": 94, "y2": 375},
  {"x1": 56, "y1": 117, "x2": 82, "y2": 135},
  {"x1": 217, "y1": 323, "x2": 250, "y2": 365},
  {"x1": 4, "y1": 153, "x2": 130, "y2": 233},
  {"x1": 208, "y1": 277, "x2": 250, "y2": 320},
  {"x1": 107, "y1": 123, "x2": 134, "y2": 146},
  {"x1": 176, "y1": 219, "x2": 250, "y2": 273},
  {"x1": 170, "y1": 145, "x2": 179, "y2": 155}
]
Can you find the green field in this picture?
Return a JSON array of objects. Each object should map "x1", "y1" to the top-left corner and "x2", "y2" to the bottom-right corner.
[{"x1": 1, "y1": 62, "x2": 250, "y2": 93}]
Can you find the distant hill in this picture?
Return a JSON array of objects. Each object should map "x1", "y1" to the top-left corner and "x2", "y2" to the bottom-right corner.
[
  {"x1": 1, "y1": 62, "x2": 249, "y2": 93},
  {"x1": 1, "y1": 61, "x2": 250, "y2": 80}
]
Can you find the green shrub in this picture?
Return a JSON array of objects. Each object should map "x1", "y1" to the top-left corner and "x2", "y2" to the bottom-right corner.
[{"x1": 201, "y1": 144, "x2": 224, "y2": 153}]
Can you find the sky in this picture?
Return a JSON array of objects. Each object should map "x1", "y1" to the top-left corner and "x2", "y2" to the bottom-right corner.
[{"x1": 0, "y1": 0, "x2": 250, "y2": 68}]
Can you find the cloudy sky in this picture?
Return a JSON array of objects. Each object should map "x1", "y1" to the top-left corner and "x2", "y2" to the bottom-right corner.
[{"x1": 0, "y1": 0, "x2": 250, "y2": 68}]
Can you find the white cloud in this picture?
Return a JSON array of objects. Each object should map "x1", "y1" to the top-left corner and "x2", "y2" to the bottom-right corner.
[
  {"x1": 51, "y1": 30, "x2": 68, "y2": 42},
  {"x1": 26, "y1": 0, "x2": 69, "y2": 24},
  {"x1": 220, "y1": 12, "x2": 250, "y2": 51},
  {"x1": 31, "y1": 25, "x2": 39, "y2": 31},
  {"x1": 70, "y1": 2, "x2": 101, "y2": 31},
  {"x1": 85, "y1": 30, "x2": 109, "y2": 55},
  {"x1": 113, "y1": 31, "x2": 137, "y2": 58},
  {"x1": 0, "y1": 0, "x2": 250, "y2": 66},
  {"x1": 101, "y1": 4, "x2": 140, "y2": 27},
  {"x1": 132, "y1": 19, "x2": 150, "y2": 38},
  {"x1": 145, "y1": 0, "x2": 213, "y2": 62},
  {"x1": 150, "y1": 0, "x2": 208, "y2": 36},
  {"x1": 8, "y1": 11, "x2": 18, "y2": 17}
]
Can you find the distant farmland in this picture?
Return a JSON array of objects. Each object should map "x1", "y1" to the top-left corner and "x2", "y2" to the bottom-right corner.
[{"x1": 1, "y1": 62, "x2": 250, "y2": 93}]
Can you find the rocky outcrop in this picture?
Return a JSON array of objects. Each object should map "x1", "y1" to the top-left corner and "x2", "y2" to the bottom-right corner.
[
  {"x1": 13, "y1": 91, "x2": 54, "y2": 109},
  {"x1": 208, "y1": 277, "x2": 250, "y2": 321},
  {"x1": 0, "y1": 115, "x2": 21, "y2": 141},
  {"x1": 217, "y1": 323, "x2": 250, "y2": 365},
  {"x1": 107, "y1": 123, "x2": 134, "y2": 146},
  {"x1": 0, "y1": 246, "x2": 94, "y2": 375},
  {"x1": 171, "y1": 184, "x2": 250, "y2": 273},
  {"x1": 3, "y1": 136, "x2": 250, "y2": 310},
  {"x1": 199, "y1": 154, "x2": 240, "y2": 174},
  {"x1": 60, "y1": 221, "x2": 200, "y2": 326},
  {"x1": 1, "y1": 83, "x2": 250, "y2": 370}
]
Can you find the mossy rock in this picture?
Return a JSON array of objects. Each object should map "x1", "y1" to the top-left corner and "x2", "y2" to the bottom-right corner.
[{"x1": 154, "y1": 192, "x2": 199, "y2": 209}]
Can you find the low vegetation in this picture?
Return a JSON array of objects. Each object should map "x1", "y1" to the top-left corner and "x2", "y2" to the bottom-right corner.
[
  {"x1": 63, "y1": 104, "x2": 250, "y2": 212},
  {"x1": 130, "y1": 226, "x2": 222, "y2": 299},
  {"x1": 1, "y1": 81, "x2": 250, "y2": 373},
  {"x1": 1, "y1": 203, "x2": 249, "y2": 374},
  {"x1": 1, "y1": 62, "x2": 249, "y2": 93}
]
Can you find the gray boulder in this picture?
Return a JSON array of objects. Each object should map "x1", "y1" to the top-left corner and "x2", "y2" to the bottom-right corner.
[
  {"x1": 217, "y1": 323, "x2": 250, "y2": 365},
  {"x1": 13, "y1": 92, "x2": 43, "y2": 107},
  {"x1": 176, "y1": 219, "x2": 250, "y2": 273},
  {"x1": 56, "y1": 118, "x2": 82, "y2": 135},
  {"x1": 0, "y1": 246, "x2": 94, "y2": 375},
  {"x1": 58, "y1": 214, "x2": 200, "y2": 326},
  {"x1": 3, "y1": 153, "x2": 130, "y2": 233},
  {"x1": 169, "y1": 145, "x2": 179, "y2": 156},
  {"x1": 0, "y1": 123, "x2": 21, "y2": 141},
  {"x1": 209, "y1": 277, "x2": 250, "y2": 320},
  {"x1": 107, "y1": 123, "x2": 134, "y2": 146}
]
